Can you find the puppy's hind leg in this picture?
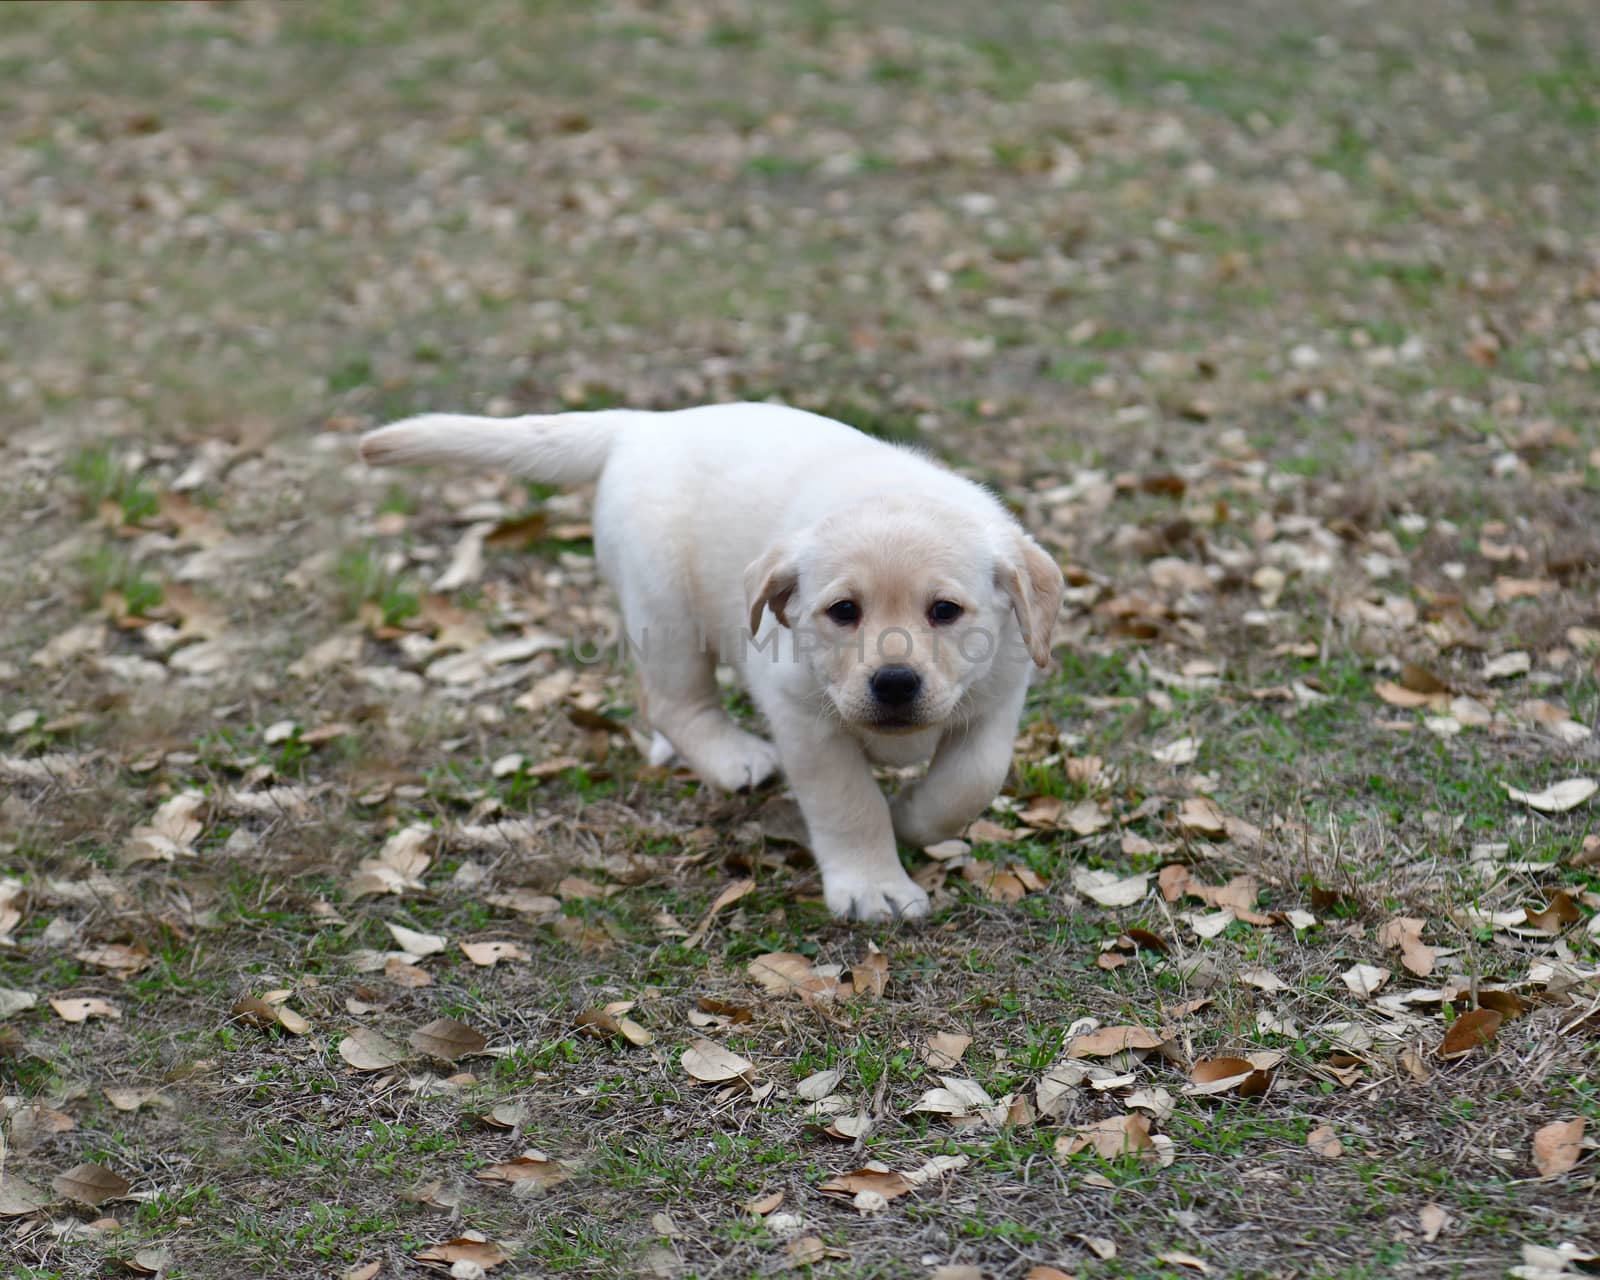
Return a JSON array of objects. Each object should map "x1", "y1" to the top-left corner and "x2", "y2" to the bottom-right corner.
[{"x1": 636, "y1": 639, "x2": 779, "y2": 792}]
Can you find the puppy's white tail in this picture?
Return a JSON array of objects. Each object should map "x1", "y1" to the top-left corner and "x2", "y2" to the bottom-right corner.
[{"x1": 358, "y1": 411, "x2": 625, "y2": 486}]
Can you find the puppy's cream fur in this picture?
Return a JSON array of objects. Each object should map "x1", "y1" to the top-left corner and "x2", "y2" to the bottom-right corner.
[{"x1": 361, "y1": 403, "x2": 1063, "y2": 920}]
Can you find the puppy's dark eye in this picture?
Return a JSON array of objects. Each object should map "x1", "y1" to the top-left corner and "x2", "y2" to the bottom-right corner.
[
  {"x1": 928, "y1": 600, "x2": 963, "y2": 625},
  {"x1": 826, "y1": 600, "x2": 861, "y2": 625}
]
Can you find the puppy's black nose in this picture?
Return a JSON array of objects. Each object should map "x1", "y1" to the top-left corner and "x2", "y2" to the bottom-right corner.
[{"x1": 870, "y1": 665, "x2": 922, "y2": 707}]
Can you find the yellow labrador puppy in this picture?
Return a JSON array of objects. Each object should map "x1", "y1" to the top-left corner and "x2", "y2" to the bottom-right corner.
[{"x1": 361, "y1": 403, "x2": 1063, "y2": 921}]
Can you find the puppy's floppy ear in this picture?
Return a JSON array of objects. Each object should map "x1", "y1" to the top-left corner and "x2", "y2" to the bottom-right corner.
[
  {"x1": 997, "y1": 533, "x2": 1066, "y2": 668},
  {"x1": 745, "y1": 540, "x2": 800, "y2": 635}
]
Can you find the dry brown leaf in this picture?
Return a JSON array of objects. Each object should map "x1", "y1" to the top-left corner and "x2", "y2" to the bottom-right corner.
[
  {"x1": 1183, "y1": 1057, "x2": 1273, "y2": 1098},
  {"x1": 50, "y1": 996, "x2": 121, "y2": 1023},
  {"x1": 1067, "y1": 1025, "x2": 1169, "y2": 1058},
  {"x1": 786, "y1": 1236, "x2": 826, "y2": 1266},
  {"x1": 103, "y1": 1087, "x2": 170, "y2": 1113},
  {"x1": 476, "y1": 1152, "x2": 569, "y2": 1187},
  {"x1": 851, "y1": 947, "x2": 889, "y2": 999},
  {"x1": 342, "y1": 1263, "x2": 381, "y2": 1280},
  {"x1": 576, "y1": 1006, "x2": 654, "y2": 1046},
  {"x1": 1156, "y1": 1253, "x2": 1211, "y2": 1275},
  {"x1": 1531, "y1": 1118, "x2": 1588, "y2": 1178},
  {"x1": 1025, "y1": 1269, "x2": 1078, "y2": 1280},
  {"x1": 1177, "y1": 796, "x2": 1227, "y2": 839},
  {"x1": 1525, "y1": 891, "x2": 1582, "y2": 934},
  {"x1": 339, "y1": 1028, "x2": 408, "y2": 1072},
  {"x1": 1438, "y1": 1008, "x2": 1503, "y2": 1059},
  {"x1": 1374, "y1": 680, "x2": 1445, "y2": 709},
  {"x1": 1418, "y1": 1203, "x2": 1450, "y2": 1243},
  {"x1": 1306, "y1": 1125, "x2": 1343, "y2": 1159},
  {"x1": 747, "y1": 952, "x2": 816, "y2": 996},
  {"x1": 0, "y1": 1176, "x2": 51, "y2": 1218},
  {"x1": 922, "y1": 1032, "x2": 972, "y2": 1070},
  {"x1": 74, "y1": 943, "x2": 153, "y2": 979},
  {"x1": 1376, "y1": 917, "x2": 1437, "y2": 977},
  {"x1": 744, "y1": 1190, "x2": 784, "y2": 1216},
  {"x1": 1056, "y1": 1113, "x2": 1153, "y2": 1161},
  {"x1": 681, "y1": 1038, "x2": 755, "y2": 1084},
  {"x1": 51, "y1": 1162, "x2": 129, "y2": 1206},
  {"x1": 414, "y1": 1237, "x2": 508, "y2": 1269},
  {"x1": 409, "y1": 1017, "x2": 487, "y2": 1061},
  {"x1": 817, "y1": 1165, "x2": 911, "y2": 1201},
  {"x1": 1475, "y1": 990, "x2": 1528, "y2": 1021},
  {"x1": 459, "y1": 940, "x2": 529, "y2": 967}
]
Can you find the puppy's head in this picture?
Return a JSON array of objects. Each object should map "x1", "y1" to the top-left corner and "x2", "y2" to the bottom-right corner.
[{"x1": 745, "y1": 498, "x2": 1063, "y2": 733}]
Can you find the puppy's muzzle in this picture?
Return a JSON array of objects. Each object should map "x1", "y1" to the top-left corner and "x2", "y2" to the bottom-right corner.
[{"x1": 869, "y1": 665, "x2": 922, "y2": 708}]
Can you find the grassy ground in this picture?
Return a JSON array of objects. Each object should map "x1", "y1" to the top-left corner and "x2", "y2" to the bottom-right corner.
[{"x1": 2, "y1": 2, "x2": 1599, "y2": 1277}]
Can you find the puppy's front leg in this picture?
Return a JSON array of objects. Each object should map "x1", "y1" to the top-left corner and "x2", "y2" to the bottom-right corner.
[
  {"x1": 891, "y1": 686, "x2": 1026, "y2": 849},
  {"x1": 770, "y1": 713, "x2": 930, "y2": 922}
]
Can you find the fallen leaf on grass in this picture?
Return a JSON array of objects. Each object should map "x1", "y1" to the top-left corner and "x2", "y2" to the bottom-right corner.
[
  {"x1": 51, "y1": 1162, "x2": 129, "y2": 1206},
  {"x1": 103, "y1": 1087, "x2": 171, "y2": 1112},
  {"x1": 1067, "y1": 1025, "x2": 1169, "y2": 1058},
  {"x1": 1072, "y1": 868, "x2": 1149, "y2": 908},
  {"x1": 1525, "y1": 891, "x2": 1582, "y2": 934},
  {"x1": 339, "y1": 1028, "x2": 408, "y2": 1071},
  {"x1": 1419, "y1": 1203, "x2": 1450, "y2": 1242},
  {"x1": 414, "y1": 1236, "x2": 508, "y2": 1269},
  {"x1": 348, "y1": 825, "x2": 433, "y2": 899},
  {"x1": 1177, "y1": 796, "x2": 1227, "y2": 839},
  {"x1": 476, "y1": 1151, "x2": 569, "y2": 1187},
  {"x1": 1056, "y1": 1113, "x2": 1153, "y2": 1161},
  {"x1": 1182, "y1": 1057, "x2": 1274, "y2": 1098},
  {"x1": 960, "y1": 860, "x2": 1042, "y2": 903},
  {"x1": 0, "y1": 988, "x2": 38, "y2": 1019},
  {"x1": 921, "y1": 1032, "x2": 972, "y2": 1070},
  {"x1": 851, "y1": 946, "x2": 889, "y2": 998},
  {"x1": 1306, "y1": 1126, "x2": 1343, "y2": 1159},
  {"x1": 50, "y1": 997, "x2": 121, "y2": 1023},
  {"x1": 817, "y1": 1165, "x2": 911, "y2": 1201},
  {"x1": 409, "y1": 1017, "x2": 487, "y2": 1061},
  {"x1": 460, "y1": 940, "x2": 529, "y2": 967},
  {"x1": 909, "y1": 1077, "x2": 995, "y2": 1117},
  {"x1": 796, "y1": 1067, "x2": 845, "y2": 1101},
  {"x1": 1376, "y1": 917, "x2": 1437, "y2": 977},
  {"x1": 342, "y1": 1263, "x2": 381, "y2": 1280},
  {"x1": 1475, "y1": 990, "x2": 1528, "y2": 1021},
  {"x1": 74, "y1": 943, "x2": 153, "y2": 979},
  {"x1": 681, "y1": 1038, "x2": 755, "y2": 1084},
  {"x1": 1342, "y1": 964, "x2": 1392, "y2": 998},
  {"x1": 386, "y1": 923, "x2": 446, "y2": 956},
  {"x1": 1156, "y1": 1253, "x2": 1211, "y2": 1275},
  {"x1": 744, "y1": 1190, "x2": 783, "y2": 1216},
  {"x1": 1025, "y1": 1268, "x2": 1078, "y2": 1280},
  {"x1": 747, "y1": 952, "x2": 817, "y2": 996},
  {"x1": 786, "y1": 1236, "x2": 826, "y2": 1266},
  {"x1": 1531, "y1": 1118, "x2": 1590, "y2": 1178},
  {"x1": 1502, "y1": 778, "x2": 1596, "y2": 813},
  {"x1": 1438, "y1": 1008, "x2": 1502, "y2": 1059},
  {"x1": 576, "y1": 1005, "x2": 653, "y2": 1046},
  {"x1": 1151, "y1": 736, "x2": 1201, "y2": 766},
  {"x1": 0, "y1": 1176, "x2": 52, "y2": 1217}
]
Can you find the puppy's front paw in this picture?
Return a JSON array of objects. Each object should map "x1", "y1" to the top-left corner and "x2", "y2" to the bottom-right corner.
[
  {"x1": 822, "y1": 870, "x2": 931, "y2": 923},
  {"x1": 697, "y1": 734, "x2": 781, "y2": 792}
]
